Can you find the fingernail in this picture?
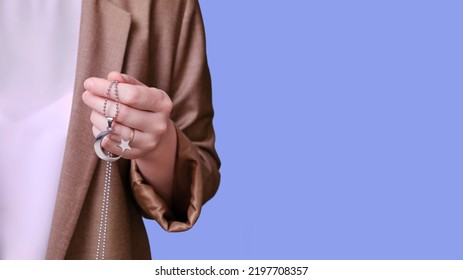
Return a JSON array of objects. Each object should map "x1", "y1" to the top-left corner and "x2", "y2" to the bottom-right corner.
[
  {"x1": 121, "y1": 73, "x2": 130, "y2": 81},
  {"x1": 82, "y1": 91, "x2": 90, "y2": 100},
  {"x1": 84, "y1": 78, "x2": 93, "y2": 90}
]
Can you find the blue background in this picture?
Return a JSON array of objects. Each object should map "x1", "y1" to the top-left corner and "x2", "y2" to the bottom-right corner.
[{"x1": 146, "y1": 0, "x2": 463, "y2": 259}]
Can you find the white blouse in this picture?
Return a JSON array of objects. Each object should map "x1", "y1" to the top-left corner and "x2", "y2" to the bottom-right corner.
[{"x1": 0, "y1": 0, "x2": 81, "y2": 259}]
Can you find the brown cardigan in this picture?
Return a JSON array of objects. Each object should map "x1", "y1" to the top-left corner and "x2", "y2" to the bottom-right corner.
[{"x1": 46, "y1": 0, "x2": 220, "y2": 259}]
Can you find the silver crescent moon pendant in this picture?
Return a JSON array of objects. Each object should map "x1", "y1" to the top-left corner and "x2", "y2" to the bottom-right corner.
[{"x1": 94, "y1": 130, "x2": 122, "y2": 162}]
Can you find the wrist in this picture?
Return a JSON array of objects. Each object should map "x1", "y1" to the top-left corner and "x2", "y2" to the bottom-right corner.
[{"x1": 134, "y1": 119, "x2": 177, "y2": 204}]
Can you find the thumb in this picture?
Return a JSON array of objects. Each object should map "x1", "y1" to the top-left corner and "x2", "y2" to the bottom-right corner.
[{"x1": 107, "y1": 71, "x2": 146, "y2": 86}]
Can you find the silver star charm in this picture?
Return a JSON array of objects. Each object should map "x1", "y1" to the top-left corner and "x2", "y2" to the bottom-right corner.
[{"x1": 118, "y1": 138, "x2": 132, "y2": 152}]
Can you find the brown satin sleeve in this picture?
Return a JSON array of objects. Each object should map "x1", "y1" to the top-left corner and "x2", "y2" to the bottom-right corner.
[{"x1": 130, "y1": 0, "x2": 220, "y2": 232}]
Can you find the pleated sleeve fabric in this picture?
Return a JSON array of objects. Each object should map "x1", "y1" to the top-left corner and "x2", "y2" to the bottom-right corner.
[{"x1": 130, "y1": 0, "x2": 220, "y2": 232}]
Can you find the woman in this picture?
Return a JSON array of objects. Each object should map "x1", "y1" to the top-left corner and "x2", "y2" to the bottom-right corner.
[{"x1": 0, "y1": 0, "x2": 220, "y2": 259}]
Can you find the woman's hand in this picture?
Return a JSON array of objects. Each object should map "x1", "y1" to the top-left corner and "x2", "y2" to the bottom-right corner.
[{"x1": 82, "y1": 71, "x2": 177, "y2": 205}]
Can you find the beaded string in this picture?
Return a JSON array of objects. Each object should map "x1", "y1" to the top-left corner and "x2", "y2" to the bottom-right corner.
[{"x1": 96, "y1": 81, "x2": 119, "y2": 260}]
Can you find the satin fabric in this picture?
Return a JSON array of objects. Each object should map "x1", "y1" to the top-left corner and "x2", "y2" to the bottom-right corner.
[{"x1": 46, "y1": 0, "x2": 220, "y2": 259}]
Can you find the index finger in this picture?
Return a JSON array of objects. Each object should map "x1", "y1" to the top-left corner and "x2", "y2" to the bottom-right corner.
[{"x1": 84, "y1": 77, "x2": 167, "y2": 112}]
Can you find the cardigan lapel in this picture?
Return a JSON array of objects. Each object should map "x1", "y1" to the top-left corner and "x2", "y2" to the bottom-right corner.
[{"x1": 46, "y1": 0, "x2": 131, "y2": 259}]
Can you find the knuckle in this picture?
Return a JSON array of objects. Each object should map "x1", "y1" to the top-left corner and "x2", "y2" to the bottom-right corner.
[
  {"x1": 140, "y1": 134, "x2": 157, "y2": 152},
  {"x1": 151, "y1": 94, "x2": 161, "y2": 108},
  {"x1": 163, "y1": 97, "x2": 173, "y2": 113},
  {"x1": 157, "y1": 122, "x2": 168, "y2": 134},
  {"x1": 124, "y1": 87, "x2": 141, "y2": 106},
  {"x1": 147, "y1": 138, "x2": 158, "y2": 151}
]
